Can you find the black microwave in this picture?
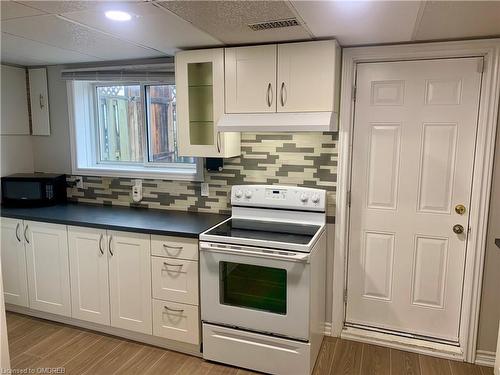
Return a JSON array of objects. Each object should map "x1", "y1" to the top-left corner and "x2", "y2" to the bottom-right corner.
[{"x1": 1, "y1": 173, "x2": 67, "y2": 207}]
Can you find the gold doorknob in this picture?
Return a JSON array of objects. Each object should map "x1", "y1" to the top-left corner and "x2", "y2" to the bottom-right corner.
[
  {"x1": 453, "y1": 224, "x2": 464, "y2": 234},
  {"x1": 455, "y1": 204, "x2": 466, "y2": 215}
]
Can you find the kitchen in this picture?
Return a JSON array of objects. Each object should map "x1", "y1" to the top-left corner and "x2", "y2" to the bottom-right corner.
[{"x1": 0, "y1": 1, "x2": 499, "y2": 374}]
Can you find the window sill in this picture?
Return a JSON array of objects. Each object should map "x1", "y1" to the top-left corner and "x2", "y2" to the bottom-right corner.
[{"x1": 73, "y1": 165, "x2": 203, "y2": 182}]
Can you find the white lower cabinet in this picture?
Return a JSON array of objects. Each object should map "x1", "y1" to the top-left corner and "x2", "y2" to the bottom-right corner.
[
  {"x1": 25, "y1": 221, "x2": 71, "y2": 316},
  {"x1": 0, "y1": 218, "x2": 29, "y2": 306},
  {"x1": 1, "y1": 218, "x2": 200, "y2": 346},
  {"x1": 108, "y1": 230, "x2": 152, "y2": 335},
  {"x1": 68, "y1": 226, "x2": 110, "y2": 325},
  {"x1": 153, "y1": 299, "x2": 199, "y2": 345}
]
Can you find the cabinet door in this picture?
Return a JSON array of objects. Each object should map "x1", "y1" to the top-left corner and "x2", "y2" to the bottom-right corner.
[
  {"x1": 151, "y1": 257, "x2": 198, "y2": 305},
  {"x1": 0, "y1": 65, "x2": 30, "y2": 135},
  {"x1": 277, "y1": 40, "x2": 337, "y2": 113},
  {"x1": 28, "y1": 68, "x2": 50, "y2": 136},
  {"x1": 25, "y1": 221, "x2": 71, "y2": 316},
  {"x1": 108, "y1": 231, "x2": 152, "y2": 334},
  {"x1": 225, "y1": 45, "x2": 277, "y2": 113},
  {"x1": 0, "y1": 218, "x2": 28, "y2": 306},
  {"x1": 68, "y1": 226, "x2": 110, "y2": 325}
]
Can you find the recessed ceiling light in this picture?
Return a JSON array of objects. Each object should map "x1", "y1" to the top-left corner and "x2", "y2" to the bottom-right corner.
[{"x1": 105, "y1": 10, "x2": 132, "y2": 22}]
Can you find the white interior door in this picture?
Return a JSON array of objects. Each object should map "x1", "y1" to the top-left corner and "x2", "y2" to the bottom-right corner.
[
  {"x1": 25, "y1": 221, "x2": 71, "y2": 316},
  {"x1": 108, "y1": 230, "x2": 152, "y2": 334},
  {"x1": 346, "y1": 57, "x2": 482, "y2": 342},
  {"x1": 68, "y1": 226, "x2": 110, "y2": 325},
  {"x1": 0, "y1": 218, "x2": 28, "y2": 306}
]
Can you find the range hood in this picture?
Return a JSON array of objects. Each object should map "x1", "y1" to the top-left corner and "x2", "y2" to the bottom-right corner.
[{"x1": 217, "y1": 111, "x2": 338, "y2": 132}]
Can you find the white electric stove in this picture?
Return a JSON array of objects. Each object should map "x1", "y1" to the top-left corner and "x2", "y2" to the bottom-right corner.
[{"x1": 199, "y1": 185, "x2": 327, "y2": 375}]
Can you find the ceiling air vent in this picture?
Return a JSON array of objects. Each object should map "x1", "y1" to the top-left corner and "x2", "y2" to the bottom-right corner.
[{"x1": 248, "y1": 18, "x2": 300, "y2": 31}]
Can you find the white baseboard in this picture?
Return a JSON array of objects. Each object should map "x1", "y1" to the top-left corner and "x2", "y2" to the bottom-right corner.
[
  {"x1": 342, "y1": 326, "x2": 464, "y2": 361},
  {"x1": 475, "y1": 350, "x2": 495, "y2": 367},
  {"x1": 6, "y1": 304, "x2": 201, "y2": 357},
  {"x1": 324, "y1": 322, "x2": 332, "y2": 336}
]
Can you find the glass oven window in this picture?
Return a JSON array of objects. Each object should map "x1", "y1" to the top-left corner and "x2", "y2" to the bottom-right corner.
[{"x1": 220, "y1": 262, "x2": 287, "y2": 314}]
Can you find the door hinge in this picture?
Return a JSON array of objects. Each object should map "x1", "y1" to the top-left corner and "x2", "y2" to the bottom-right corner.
[
  {"x1": 477, "y1": 59, "x2": 485, "y2": 73},
  {"x1": 343, "y1": 289, "x2": 348, "y2": 303},
  {"x1": 352, "y1": 86, "x2": 357, "y2": 101},
  {"x1": 347, "y1": 190, "x2": 352, "y2": 207}
]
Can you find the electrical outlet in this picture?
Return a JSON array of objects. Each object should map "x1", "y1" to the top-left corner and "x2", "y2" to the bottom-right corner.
[
  {"x1": 132, "y1": 179, "x2": 143, "y2": 202},
  {"x1": 75, "y1": 176, "x2": 84, "y2": 189},
  {"x1": 201, "y1": 183, "x2": 209, "y2": 197}
]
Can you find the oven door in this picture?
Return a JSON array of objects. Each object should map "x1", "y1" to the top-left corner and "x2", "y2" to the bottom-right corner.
[{"x1": 200, "y1": 242, "x2": 311, "y2": 341}]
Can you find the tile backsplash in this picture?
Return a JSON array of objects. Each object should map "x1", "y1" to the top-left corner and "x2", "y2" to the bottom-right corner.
[{"x1": 67, "y1": 133, "x2": 338, "y2": 221}]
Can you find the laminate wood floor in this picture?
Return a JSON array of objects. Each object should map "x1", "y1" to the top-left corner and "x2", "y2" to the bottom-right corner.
[{"x1": 5, "y1": 312, "x2": 494, "y2": 375}]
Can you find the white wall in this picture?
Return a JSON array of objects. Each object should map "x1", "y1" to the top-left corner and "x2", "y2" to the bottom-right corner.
[
  {"x1": 477, "y1": 114, "x2": 500, "y2": 353},
  {"x1": 31, "y1": 65, "x2": 71, "y2": 174}
]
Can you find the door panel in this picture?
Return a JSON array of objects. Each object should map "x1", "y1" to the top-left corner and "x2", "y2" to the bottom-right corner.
[
  {"x1": 108, "y1": 231, "x2": 152, "y2": 334},
  {"x1": 25, "y1": 221, "x2": 71, "y2": 316},
  {"x1": 347, "y1": 58, "x2": 482, "y2": 342},
  {"x1": 366, "y1": 124, "x2": 401, "y2": 210},
  {"x1": 68, "y1": 226, "x2": 110, "y2": 325},
  {"x1": 225, "y1": 45, "x2": 277, "y2": 113},
  {"x1": 0, "y1": 218, "x2": 28, "y2": 306}
]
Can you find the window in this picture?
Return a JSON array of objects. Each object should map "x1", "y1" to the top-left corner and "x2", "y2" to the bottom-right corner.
[{"x1": 69, "y1": 80, "x2": 201, "y2": 180}]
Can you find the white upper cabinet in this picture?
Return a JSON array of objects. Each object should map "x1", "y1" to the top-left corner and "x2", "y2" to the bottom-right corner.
[
  {"x1": 28, "y1": 68, "x2": 51, "y2": 136},
  {"x1": 225, "y1": 45, "x2": 277, "y2": 113},
  {"x1": 277, "y1": 40, "x2": 339, "y2": 113},
  {"x1": 25, "y1": 221, "x2": 71, "y2": 317},
  {"x1": 0, "y1": 218, "x2": 29, "y2": 307},
  {"x1": 176, "y1": 48, "x2": 240, "y2": 158},
  {"x1": 1, "y1": 65, "x2": 30, "y2": 135},
  {"x1": 108, "y1": 230, "x2": 152, "y2": 335},
  {"x1": 68, "y1": 226, "x2": 110, "y2": 325},
  {"x1": 219, "y1": 40, "x2": 341, "y2": 132}
]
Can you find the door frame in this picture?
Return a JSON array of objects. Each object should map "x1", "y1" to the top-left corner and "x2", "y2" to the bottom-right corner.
[{"x1": 333, "y1": 39, "x2": 500, "y2": 362}]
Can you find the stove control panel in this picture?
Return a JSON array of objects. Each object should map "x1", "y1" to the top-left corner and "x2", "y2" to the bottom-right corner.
[{"x1": 231, "y1": 185, "x2": 326, "y2": 212}]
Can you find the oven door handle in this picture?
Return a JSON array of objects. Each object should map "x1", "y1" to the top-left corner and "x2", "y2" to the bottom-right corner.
[{"x1": 199, "y1": 243, "x2": 310, "y2": 263}]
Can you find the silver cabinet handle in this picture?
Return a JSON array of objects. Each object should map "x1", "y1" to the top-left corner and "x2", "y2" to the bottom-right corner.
[
  {"x1": 39, "y1": 94, "x2": 44, "y2": 109},
  {"x1": 24, "y1": 225, "x2": 29, "y2": 244},
  {"x1": 280, "y1": 82, "x2": 286, "y2": 107},
  {"x1": 266, "y1": 83, "x2": 273, "y2": 107},
  {"x1": 216, "y1": 131, "x2": 221, "y2": 153},
  {"x1": 98, "y1": 234, "x2": 104, "y2": 255},
  {"x1": 163, "y1": 262, "x2": 183, "y2": 268},
  {"x1": 15, "y1": 223, "x2": 21, "y2": 242},
  {"x1": 164, "y1": 305, "x2": 184, "y2": 313},
  {"x1": 163, "y1": 244, "x2": 183, "y2": 250},
  {"x1": 108, "y1": 235, "x2": 114, "y2": 256}
]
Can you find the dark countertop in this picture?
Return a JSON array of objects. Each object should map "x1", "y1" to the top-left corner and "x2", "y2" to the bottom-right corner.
[{"x1": 0, "y1": 203, "x2": 229, "y2": 238}]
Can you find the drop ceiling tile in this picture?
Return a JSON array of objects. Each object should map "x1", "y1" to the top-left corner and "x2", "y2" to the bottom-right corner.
[
  {"x1": 17, "y1": 1, "x2": 122, "y2": 14},
  {"x1": 159, "y1": 1, "x2": 312, "y2": 45},
  {"x1": 1, "y1": 14, "x2": 163, "y2": 60},
  {"x1": 414, "y1": 1, "x2": 500, "y2": 41},
  {"x1": 1, "y1": 1, "x2": 46, "y2": 20},
  {"x1": 291, "y1": 0, "x2": 422, "y2": 46},
  {"x1": 60, "y1": 2, "x2": 221, "y2": 55},
  {"x1": 1, "y1": 32, "x2": 99, "y2": 65}
]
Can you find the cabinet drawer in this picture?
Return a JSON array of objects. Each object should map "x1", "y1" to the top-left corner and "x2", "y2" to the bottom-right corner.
[
  {"x1": 151, "y1": 235, "x2": 198, "y2": 260},
  {"x1": 153, "y1": 299, "x2": 200, "y2": 345},
  {"x1": 151, "y1": 256, "x2": 198, "y2": 305}
]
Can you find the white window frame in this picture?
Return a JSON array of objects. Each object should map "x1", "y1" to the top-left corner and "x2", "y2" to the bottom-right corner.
[{"x1": 67, "y1": 80, "x2": 203, "y2": 181}]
